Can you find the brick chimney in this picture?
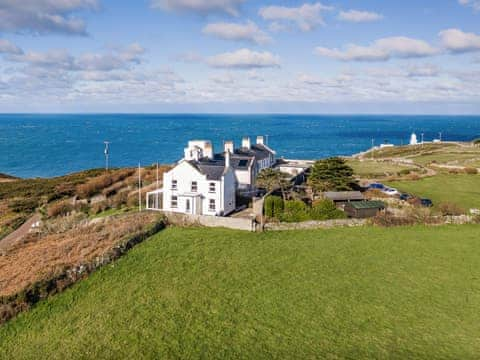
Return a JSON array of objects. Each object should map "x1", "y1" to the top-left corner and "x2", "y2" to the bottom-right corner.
[
  {"x1": 224, "y1": 140, "x2": 234, "y2": 154},
  {"x1": 241, "y1": 136, "x2": 251, "y2": 149}
]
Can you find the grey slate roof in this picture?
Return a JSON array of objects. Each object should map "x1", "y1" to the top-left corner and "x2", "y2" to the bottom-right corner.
[{"x1": 324, "y1": 191, "x2": 364, "y2": 202}]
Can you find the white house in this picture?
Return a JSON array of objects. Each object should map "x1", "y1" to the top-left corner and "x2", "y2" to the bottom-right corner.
[{"x1": 146, "y1": 136, "x2": 276, "y2": 217}]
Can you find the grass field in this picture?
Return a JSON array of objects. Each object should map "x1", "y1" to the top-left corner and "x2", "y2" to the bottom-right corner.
[
  {"x1": 387, "y1": 174, "x2": 480, "y2": 210},
  {"x1": 347, "y1": 159, "x2": 416, "y2": 178},
  {"x1": 1, "y1": 225, "x2": 480, "y2": 359}
]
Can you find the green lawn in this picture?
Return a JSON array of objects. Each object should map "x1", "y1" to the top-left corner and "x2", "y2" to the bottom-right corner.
[
  {"x1": 387, "y1": 174, "x2": 480, "y2": 210},
  {"x1": 347, "y1": 159, "x2": 415, "y2": 178},
  {"x1": 2, "y1": 225, "x2": 480, "y2": 359}
]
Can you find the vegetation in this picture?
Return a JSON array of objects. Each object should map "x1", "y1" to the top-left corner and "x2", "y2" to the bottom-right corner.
[
  {"x1": 264, "y1": 196, "x2": 346, "y2": 222},
  {"x1": 347, "y1": 159, "x2": 417, "y2": 179},
  {"x1": 255, "y1": 168, "x2": 291, "y2": 199},
  {"x1": 387, "y1": 174, "x2": 480, "y2": 211},
  {"x1": 308, "y1": 157, "x2": 355, "y2": 194},
  {"x1": 1, "y1": 225, "x2": 480, "y2": 358}
]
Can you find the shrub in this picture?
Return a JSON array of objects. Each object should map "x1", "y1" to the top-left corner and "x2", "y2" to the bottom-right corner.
[
  {"x1": 464, "y1": 167, "x2": 478, "y2": 175},
  {"x1": 9, "y1": 198, "x2": 39, "y2": 213},
  {"x1": 310, "y1": 199, "x2": 346, "y2": 220},
  {"x1": 438, "y1": 202, "x2": 465, "y2": 216},
  {"x1": 264, "y1": 196, "x2": 284, "y2": 219},
  {"x1": 398, "y1": 169, "x2": 411, "y2": 176},
  {"x1": 264, "y1": 196, "x2": 275, "y2": 218},
  {"x1": 280, "y1": 200, "x2": 310, "y2": 222},
  {"x1": 47, "y1": 200, "x2": 74, "y2": 218}
]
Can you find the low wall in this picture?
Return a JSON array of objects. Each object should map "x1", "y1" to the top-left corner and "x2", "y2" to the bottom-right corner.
[
  {"x1": 164, "y1": 212, "x2": 257, "y2": 232},
  {"x1": 264, "y1": 218, "x2": 367, "y2": 231}
]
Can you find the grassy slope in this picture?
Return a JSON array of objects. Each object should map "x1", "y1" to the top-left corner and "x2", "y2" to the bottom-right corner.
[
  {"x1": 387, "y1": 174, "x2": 480, "y2": 210},
  {"x1": 1, "y1": 225, "x2": 480, "y2": 359},
  {"x1": 347, "y1": 159, "x2": 415, "y2": 178}
]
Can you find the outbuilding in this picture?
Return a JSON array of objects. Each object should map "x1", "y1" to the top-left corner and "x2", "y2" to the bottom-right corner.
[
  {"x1": 324, "y1": 191, "x2": 364, "y2": 207},
  {"x1": 344, "y1": 200, "x2": 386, "y2": 219}
]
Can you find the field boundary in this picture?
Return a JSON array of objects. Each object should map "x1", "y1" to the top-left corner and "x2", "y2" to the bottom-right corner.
[
  {"x1": 0, "y1": 218, "x2": 166, "y2": 325},
  {"x1": 163, "y1": 211, "x2": 257, "y2": 232}
]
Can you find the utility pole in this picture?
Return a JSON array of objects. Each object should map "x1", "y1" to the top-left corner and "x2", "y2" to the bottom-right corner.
[
  {"x1": 104, "y1": 141, "x2": 110, "y2": 171},
  {"x1": 138, "y1": 163, "x2": 142, "y2": 212},
  {"x1": 156, "y1": 162, "x2": 159, "y2": 188},
  {"x1": 371, "y1": 138, "x2": 375, "y2": 159},
  {"x1": 439, "y1": 132, "x2": 442, "y2": 142},
  {"x1": 421, "y1": 133, "x2": 424, "y2": 147},
  {"x1": 265, "y1": 134, "x2": 269, "y2": 146}
]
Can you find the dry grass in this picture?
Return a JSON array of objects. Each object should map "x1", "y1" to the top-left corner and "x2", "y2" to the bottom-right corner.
[{"x1": 0, "y1": 211, "x2": 159, "y2": 297}]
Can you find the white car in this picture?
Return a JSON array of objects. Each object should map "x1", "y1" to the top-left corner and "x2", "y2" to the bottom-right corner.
[{"x1": 382, "y1": 187, "x2": 400, "y2": 196}]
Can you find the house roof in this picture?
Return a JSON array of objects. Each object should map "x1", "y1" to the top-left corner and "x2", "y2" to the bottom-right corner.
[
  {"x1": 324, "y1": 191, "x2": 364, "y2": 202},
  {"x1": 346, "y1": 200, "x2": 386, "y2": 210},
  {"x1": 187, "y1": 160, "x2": 226, "y2": 181}
]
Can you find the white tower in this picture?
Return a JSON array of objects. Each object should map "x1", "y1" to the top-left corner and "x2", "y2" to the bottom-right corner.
[{"x1": 410, "y1": 133, "x2": 418, "y2": 146}]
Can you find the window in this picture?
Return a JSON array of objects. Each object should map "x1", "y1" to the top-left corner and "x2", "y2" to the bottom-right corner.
[
  {"x1": 171, "y1": 180, "x2": 177, "y2": 190},
  {"x1": 171, "y1": 196, "x2": 178, "y2": 208},
  {"x1": 209, "y1": 199, "x2": 216, "y2": 212},
  {"x1": 238, "y1": 159, "x2": 248, "y2": 167},
  {"x1": 191, "y1": 181, "x2": 198, "y2": 192},
  {"x1": 209, "y1": 182, "x2": 216, "y2": 193}
]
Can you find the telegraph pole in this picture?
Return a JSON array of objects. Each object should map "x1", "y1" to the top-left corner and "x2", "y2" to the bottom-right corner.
[
  {"x1": 439, "y1": 132, "x2": 442, "y2": 142},
  {"x1": 104, "y1": 141, "x2": 110, "y2": 171},
  {"x1": 138, "y1": 163, "x2": 142, "y2": 212},
  {"x1": 371, "y1": 138, "x2": 375, "y2": 159}
]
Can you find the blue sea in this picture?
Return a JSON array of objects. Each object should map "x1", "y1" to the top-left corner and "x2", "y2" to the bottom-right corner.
[{"x1": 1, "y1": 114, "x2": 480, "y2": 178}]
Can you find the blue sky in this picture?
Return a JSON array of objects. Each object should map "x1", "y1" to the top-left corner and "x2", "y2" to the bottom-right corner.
[{"x1": 1, "y1": 0, "x2": 480, "y2": 113}]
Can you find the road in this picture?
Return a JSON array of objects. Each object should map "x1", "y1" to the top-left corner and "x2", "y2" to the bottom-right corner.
[{"x1": 0, "y1": 214, "x2": 40, "y2": 253}]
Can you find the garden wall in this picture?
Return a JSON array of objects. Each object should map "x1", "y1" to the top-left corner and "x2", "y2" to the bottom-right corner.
[
  {"x1": 264, "y1": 218, "x2": 367, "y2": 231},
  {"x1": 164, "y1": 212, "x2": 257, "y2": 232}
]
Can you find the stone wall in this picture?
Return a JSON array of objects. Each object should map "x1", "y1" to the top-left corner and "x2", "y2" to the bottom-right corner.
[
  {"x1": 264, "y1": 218, "x2": 367, "y2": 231},
  {"x1": 164, "y1": 212, "x2": 257, "y2": 232}
]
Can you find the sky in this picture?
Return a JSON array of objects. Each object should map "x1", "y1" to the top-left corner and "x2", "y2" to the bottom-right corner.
[{"x1": 1, "y1": 0, "x2": 480, "y2": 114}]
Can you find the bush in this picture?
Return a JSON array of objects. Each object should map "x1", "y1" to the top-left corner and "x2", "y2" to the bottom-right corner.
[
  {"x1": 464, "y1": 167, "x2": 478, "y2": 175},
  {"x1": 438, "y1": 202, "x2": 465, "y2": 216},
  {"x1": 264, "y1": 196, "x2": 284, "y2": 218},
  {"x1": 47, "y1": 201, "x2": 74, "y2": 218},
  {"x1": 9, "y1": 198, "x2": 39, "y2": 213},
  {"x1": 280, "y1": 200, "x2": 310, "y2": 223},
  {"x1": 310, "y1": 199, "x2": 346, "y2": 220}
]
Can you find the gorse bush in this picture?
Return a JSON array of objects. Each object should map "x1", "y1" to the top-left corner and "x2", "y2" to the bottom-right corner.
[
  {"x1": 438, "y1": 202, "x2": 465, "y2": 216},
  {"x1": 47, "y1": 200, "x2": 74, "y2": 218},
  {"x1": 464, "y1": 167, "x2": 478, "y2": 175}
]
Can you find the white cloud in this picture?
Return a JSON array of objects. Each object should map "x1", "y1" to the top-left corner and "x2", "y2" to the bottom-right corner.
[
  {"x1": 0, "y1": 39, "x2": 22, "y2": 54},
  {"x1": 151, "y1": 0, "x2": 244, "y2": 16},
  {"x1": 315, "y1": 36, "x2": 438, "y2": 61},
  {"x1": 338, "y1": 9, "x2": 383, "y2": 23},
  {"x1": 458, "y1": 0, "x2": 480, "y2": 11},
  {"x1": 202, "y1": 21, "x2": 271, "y2": 44},
  {"x1": 406, "y1": 64, "x2": 440, "y2": 77},
  {"x1": 259, "y1": 2, "x2": 333, "y2": 32},
  {"x1": 207, "y1": 48, "x2": 280, "y2": 69},
  {"x1": 0, "y1": 0, "x2": 98, "y2": 35},
  {"x1": 6, "y1": 44, "x2": 145, "y2": 72},
  {"x1": 440, "y1": 28, "x2": 480, "y2": 53}
]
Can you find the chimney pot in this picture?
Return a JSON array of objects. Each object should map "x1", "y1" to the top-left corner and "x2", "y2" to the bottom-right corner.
[
  {"x1": 256, "y1": 136, "x2": 264, "y2": 145},
  {"x1": 242, "y1": 136, "x2": 251, "y2": 149}
]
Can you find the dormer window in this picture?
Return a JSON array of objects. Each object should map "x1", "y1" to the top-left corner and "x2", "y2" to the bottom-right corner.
[
  {"x1": 171, "y1": 180, "x2": 177, "y2": 190},
  {"x1": 191, "y1": 181, "x2": 198, "y2": 192},
  {"x1": 209, "y1": 182, "x2": 216, "y2": 193}
]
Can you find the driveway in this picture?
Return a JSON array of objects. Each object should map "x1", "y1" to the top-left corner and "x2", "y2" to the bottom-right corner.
[{"x1": 0, "y1": 214, "x2": 41, "y2": 253}]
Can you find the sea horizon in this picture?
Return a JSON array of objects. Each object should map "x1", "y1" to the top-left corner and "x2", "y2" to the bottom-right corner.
[{"x1": 1, "y1": 113, "x2": 480, "y2": 179}]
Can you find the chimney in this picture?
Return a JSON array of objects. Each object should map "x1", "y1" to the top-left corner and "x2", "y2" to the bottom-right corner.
[
  {"x1": 225, "y1": 149, "x2": 231, "y2": 169},
  {"x1": 224, "y1": 140, "x2": 234, "y2": 154},
  {"x1": 204, "y1": 142, "x2": 214, "y2": 159},
  {"x1": 256, "y1": 136, "x2": 264, "y2": 145},
  {"x1": 242, "y1": 136, "x2": 251, "y2": 149}
]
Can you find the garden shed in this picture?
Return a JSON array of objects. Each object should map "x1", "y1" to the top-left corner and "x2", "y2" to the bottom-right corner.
[{"x1": 344, "y1": 200, "x2": 386, "y2": 219}]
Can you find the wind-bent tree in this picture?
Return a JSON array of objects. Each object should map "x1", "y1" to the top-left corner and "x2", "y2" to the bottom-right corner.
[
  {"x1": 307, "y1": 157, "x2": 355, "y2": 195},
  {"x1": 255, "y1": 168, "x2": 291, "y2": 200}
]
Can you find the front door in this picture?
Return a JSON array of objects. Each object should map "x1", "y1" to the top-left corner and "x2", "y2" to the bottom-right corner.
[{"x1": 186, "y1": 199, "x2": 191, "y2": 213}]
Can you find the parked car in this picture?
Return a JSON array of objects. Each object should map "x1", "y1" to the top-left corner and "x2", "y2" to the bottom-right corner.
[
  {"x1": 382, "y1": 187, "x2": 400, "y2": 196},
  {"x1": 399, "y1": 193, "x2": 413, "y2": 201},
  {"x1": 420, "y1": 198, "x2": 433, "y2": 207},
  {"x1": 368, "y1": 183, "x2": 385, "y2": 190}
]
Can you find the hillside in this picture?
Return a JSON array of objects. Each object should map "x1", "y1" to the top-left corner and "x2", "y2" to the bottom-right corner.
[{"x1": 1, "y1": 225, "x2": 480, "y2": 359}]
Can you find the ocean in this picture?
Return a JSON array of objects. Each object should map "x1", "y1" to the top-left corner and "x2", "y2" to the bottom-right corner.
[{"x1": 1, "y1": 114, "x2": 480, "y2": 178}]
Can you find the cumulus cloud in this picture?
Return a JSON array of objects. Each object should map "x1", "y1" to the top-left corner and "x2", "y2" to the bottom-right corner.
[
  {"x1": 0, "y1": 39, "x2": 22, "y2": 54},
  {"x1": 0, "y1": 0, "x2": 98, "y2": 35},
  {"x1": 207, "y1": 48, "x2": 280, "y2": 69},
  {"x1": 151, "y1": 0, "x2": 244, "y2": 16},
  {"x1": 458, "y1": 0, "x2": 480, "y2": 11},
  {"x1": 202, "y1": 21, "x2": 271, "y2": 44},
  {"x1": 440, "y1": 28, "x2": 480, "y2": 53},
  {"x1": 6, "y1": 44, "x2": 145, "y2": 72},
  {"x1": 315, "y1": 36, "x2": 438, "y2": 61},
  {"x1": 259, "y1": 2, "x2": 333, "y2": 32},
  {"x1": 338, "y1": 9, "x2": 383, "y2": 23}
]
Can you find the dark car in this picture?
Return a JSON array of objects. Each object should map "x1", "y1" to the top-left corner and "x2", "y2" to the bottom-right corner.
[
  {"x1": 368, "y1": 183, "x2": 385, "y2": 190},
  {"x1": 399, "y1": 193, "x2": 413, "y2": 201},
  {"x1": 420, "y1": 198, "x2": 433, "y2": 207}
]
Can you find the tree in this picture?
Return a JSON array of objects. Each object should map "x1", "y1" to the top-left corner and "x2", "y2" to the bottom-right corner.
[
  {"x1": 307, "y1": 157, "x2": 355, "y2": 195},
  {"x1": 255, "y1": 168, "x2": 291, "y2": 200}
]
